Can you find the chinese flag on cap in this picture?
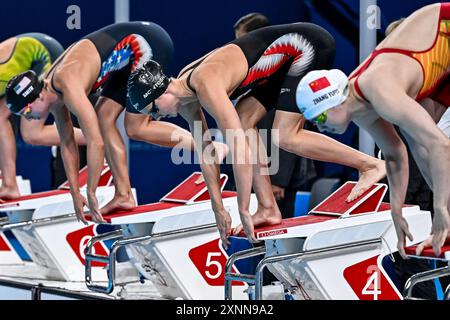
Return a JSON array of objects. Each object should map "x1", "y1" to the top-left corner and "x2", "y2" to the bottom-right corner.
[{"x1": 309, "y1": 77, "x2": 331, "y2": 93}]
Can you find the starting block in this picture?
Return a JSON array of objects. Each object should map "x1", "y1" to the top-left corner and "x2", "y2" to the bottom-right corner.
[
  {"x1": 225, "y1": 182, "x2": 432, "y2": 300},
  {"x1": 403, "y1": 241, "x2": 450, "y2": 300},
  {"x1": 84, "y1": 172, "x2": 259, "y2": 300},
  {"x1": 0, "y1": 175, "x2": 33, "y2": 265},
  {"x1": 0, "y1": 164, "x2": 132, "y2": 284}
]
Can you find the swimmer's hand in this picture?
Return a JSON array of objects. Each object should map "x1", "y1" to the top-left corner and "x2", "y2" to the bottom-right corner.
[
  {"x1": 87, "y1": 191, "x2": 105, "y2": 224},
  {"x1": 429, "y1": 210, "x2": 450, "y2": 257},
  {"x1": 71, "y1": 191, "x2": 89, "y2": 225},
  {"x1": 214, "y1": 207, "x2": 232, "y2": 250},
  {"x1": 236, "y1": 211, "x2": 257, "y2": 245},
  {"x1": 391, "y1": 213, "x2": 414, "y2": 259}
]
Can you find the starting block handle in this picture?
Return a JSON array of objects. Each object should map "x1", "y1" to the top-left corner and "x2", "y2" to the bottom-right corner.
[
  {"x1": 404, "y1": 266, "x2": 450, "y2": 299},
  {"x1": 85, "y1": 232, "x2": 158, "y2": 295},
  {"x1": 224, "y1": 246, "x2": 266, "y2": 300},
  {"x1": 0, "y1": 217, "x2": 9, "y2": 227},
  {"x1": 85, "y1": 229, "x2": 123, "y2": 294}
]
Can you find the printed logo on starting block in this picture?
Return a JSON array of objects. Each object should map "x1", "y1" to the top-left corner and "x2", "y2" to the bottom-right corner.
[
  {"x1": 66, "y1": 225, "x2": 109, "y2": 267},
  {"x1": 189, "y1": 238, "x2": 244, "y2": 286},
  {"x1": 343, "y1": 255, "x2": 401, "y2": 300}
]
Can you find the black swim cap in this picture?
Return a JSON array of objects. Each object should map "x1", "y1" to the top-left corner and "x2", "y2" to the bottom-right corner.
[
  {"x1": 5, "y1": 70, "x2": 43, "y2": 115},
  {"x1": 127, "y1": 60, "x2": 170, "y2": 117}
]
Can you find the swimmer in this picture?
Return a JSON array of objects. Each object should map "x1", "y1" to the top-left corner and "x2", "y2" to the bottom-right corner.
[
  {"x1": 0, "y1": 33, "x2": 85, "y2": 200},
  {"x1": 296, "y1": 3, "x2": 450, "y2": 257},
  {"x1": 128, "y1": 22, "x2": 386, "y2": 247}
]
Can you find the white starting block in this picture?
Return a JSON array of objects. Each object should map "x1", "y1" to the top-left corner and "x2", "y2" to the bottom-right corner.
[
  {"x1": 85, "y1": 172, "x2": 258, "y2": 300},
  {"x1": 224, "y1": 182, "x2": 432, "y2": 300},
  {"x1": 0, "y1": 164, "x2": 128, "y2": 284},
  {"x1": 0, "y1": 175, "x2": 32, "y2": 265},
  {"x1": 403, "y1": 241, "x2": 450, "y2": 300}
]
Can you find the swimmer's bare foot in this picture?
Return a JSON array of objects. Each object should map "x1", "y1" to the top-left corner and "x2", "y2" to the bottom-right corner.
[
  {"x1": 347, "y1": 159, "x2": 386, "y2": 202},
  {"x1": 233, "y1": 207, "x2": 282, "y2": 239},
  {"x1": 0, "y1": 185, "x2": 21, "y2": 201},
  {"x1": 100, "y1": 192, "x2": 136, "y2": 215}
]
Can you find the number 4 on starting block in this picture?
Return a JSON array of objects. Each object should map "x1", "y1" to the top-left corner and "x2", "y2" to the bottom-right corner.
[{"x1": 309, "y1": 182, "x2": 388, "y2": 218}]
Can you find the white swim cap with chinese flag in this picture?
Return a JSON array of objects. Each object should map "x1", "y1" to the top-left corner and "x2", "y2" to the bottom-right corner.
[{"x1": 296, "y1": 69, "x2": 349, "y2": 120}]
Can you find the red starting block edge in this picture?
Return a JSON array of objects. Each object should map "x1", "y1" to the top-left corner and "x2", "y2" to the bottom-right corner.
[
  {"x1": 160, "y1": 172, "x2": 228, "y2": 204},
  {"x1": 86, "y1": 172, "x2": 234, "y2": 223},
  {"x1": 0, "y1": 164, "x2": 113, "y2": 208},
  {"x1": 58, "y1": 163, "x2": 113, "y2": 190},
  {"x1": 309, "y1": 182, "x2": 388, "y2": 218},
  {"x1": 233, "y1": 181, "x2": 389, "y2": 239}
]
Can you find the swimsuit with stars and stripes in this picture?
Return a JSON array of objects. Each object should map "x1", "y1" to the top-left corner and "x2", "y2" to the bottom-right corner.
[
  {"x1": 180, "y1": 23, "x2": 336, "y2": 114},
  {"x1": 50, "y1": 22, "x2": 173, "y2": 113}
]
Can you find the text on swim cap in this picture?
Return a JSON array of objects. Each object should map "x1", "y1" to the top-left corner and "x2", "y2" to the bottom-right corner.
[
  {"x1": 313, "y1": 89, "x2": 340, "y2": 105},
  {"x1": 143, "y1": 89, "x2": 153, "y2": 99},
  {"x1": 153, "y1": 77, "x2": 165, "y2": 89},
  {"x1": 22, "y1": 86, "x2": 34, "y2": 98}
]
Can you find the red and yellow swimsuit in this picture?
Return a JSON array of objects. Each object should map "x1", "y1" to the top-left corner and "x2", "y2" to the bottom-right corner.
[{"x1": 350, "y1": 3, "x2": 450, "y2": 106}]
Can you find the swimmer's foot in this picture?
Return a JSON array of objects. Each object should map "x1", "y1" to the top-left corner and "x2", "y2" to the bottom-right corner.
[
  {"x1": 0, "y1": 185, "x2": 21, "y2": 201},
  {"x1": 233, "y1": 207, "x2": 282, "y2": 238},
  {"x1": 100, "y1": 192, "x2": 136, "y2": 215}
]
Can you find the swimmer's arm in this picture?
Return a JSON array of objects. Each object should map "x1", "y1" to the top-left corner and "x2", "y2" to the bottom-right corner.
[
  {"x1": 51, "y1": 103, "x2": 81, "y2": 194},
  {"x1": 367, "y1": 82, "x2": 450, "y2": 217},
  {"x1": 194, "y1": 79, "x2": 253, "y2": 220},
  {"x1": 19, "y1": 119, "x2": 86, "y2": 146},
  {"x1": 58, "y1": 80, "x2": 105, "y2": 197},
  {"x1": 356, "y1": 116, "x2": 409, "y2": 216},
  {"x1": 179, "y1": 102, "x2": 224, "y2": 212}
]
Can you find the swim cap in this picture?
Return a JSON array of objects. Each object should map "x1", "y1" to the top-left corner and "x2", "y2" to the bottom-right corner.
[
  {"x1": 296, "y1": 69, "x2": 349, "y2": 120},
  {"x1": 127, "y1": 60, "x2": 170, "y2": 116},
  {"x1": 5, "y1": 70, "x2": 43, "y2": 115}
]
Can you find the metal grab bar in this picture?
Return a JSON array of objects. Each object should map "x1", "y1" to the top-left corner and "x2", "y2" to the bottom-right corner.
[
  {"x1": 404, "y1": 266, "x2": 450, "y2": 300},
  {"x1": 0, "y1": 213, "x2": 77, "y2": 232},
  {"x1": 445, "y1": 283, "x2": 450, "y2": 300},
  {"x1": 224, "y1": 246, "x2": 266, "y2": 300},
  {"x1": 0, "y1": 217, "x2": 10, "y2": 227},
  {"x1": 85, "y1": 230, "x2": 124, "y2": 294},
  {"x1": 224, "y1": 238, "x2": 382, "y2": 300},
  {"x1": 85, "y1": 222, "x2": 218, "y2": 294},
  {"x1": 254, "y1": 238, "x2": 382, "y2": 300}
]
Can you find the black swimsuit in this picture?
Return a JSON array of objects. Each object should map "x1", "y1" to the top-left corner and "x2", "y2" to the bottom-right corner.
[
  {"x1": 50, "y1": 22, "x2": 174, "y2": 113},
  {"x1": 180, "y1": 23, "x2": 336, "y2": 113}
]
